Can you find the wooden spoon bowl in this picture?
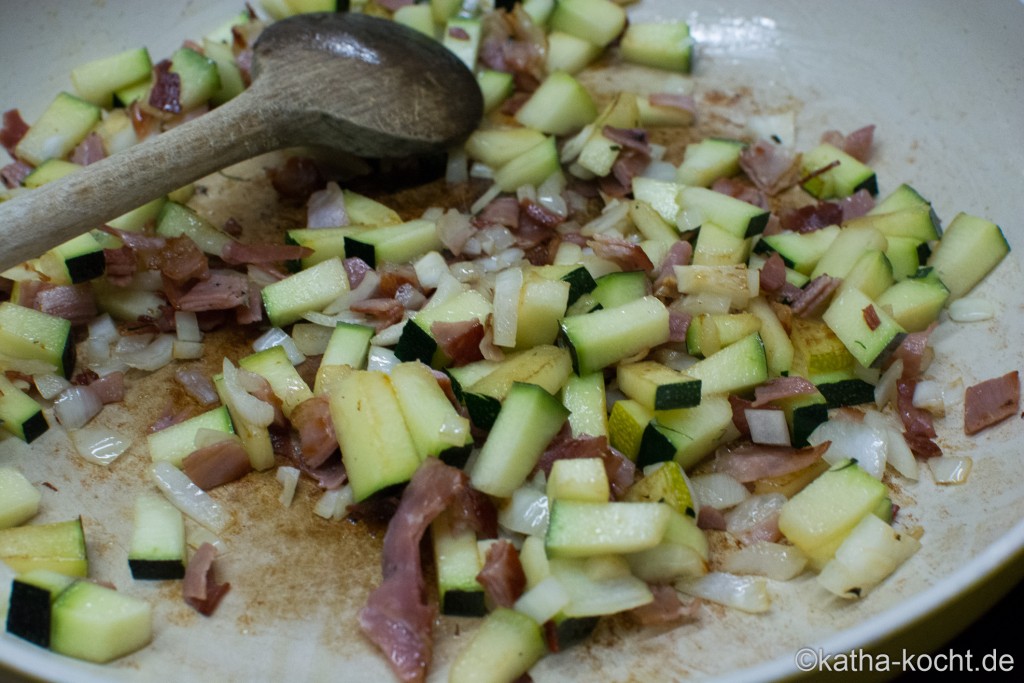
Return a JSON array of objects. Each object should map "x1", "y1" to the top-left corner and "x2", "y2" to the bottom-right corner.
[{"x1": 0, "y1": 12, "x2": 483, "y2": 271}]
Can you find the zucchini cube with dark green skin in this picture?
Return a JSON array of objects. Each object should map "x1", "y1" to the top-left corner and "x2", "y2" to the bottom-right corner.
[
  {"x1": 128, "y1": 494, "x2": 186, "y2": 581},
  {"x1": 0, "y1": 302, "x2": 75, "y2": 379},
  {"x1": 0, "y1": 374, "x2": 49, "y2": 443},
  {"x1": 5, "y1": 569, "x2": 76, "y2": 648}
]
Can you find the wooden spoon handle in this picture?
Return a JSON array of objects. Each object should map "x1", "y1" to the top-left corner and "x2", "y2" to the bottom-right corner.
[{"x1": 0, "y1": 91, "x2": 278, "y2": 271}]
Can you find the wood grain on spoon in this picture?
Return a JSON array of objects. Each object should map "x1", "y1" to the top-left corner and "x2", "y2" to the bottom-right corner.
[{"x1": 0, "y1": 12, "x2": 482, "y2": 271}]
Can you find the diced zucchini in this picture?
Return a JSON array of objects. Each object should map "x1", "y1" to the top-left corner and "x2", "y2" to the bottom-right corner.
[
  {"x1": 625, "y1": 506, "x2": 708, "y2": 582},
  {"x1": 685, "y1": 311, "x2": 761, "y2": 358},
  {"x1": 754, "y1": 225, "x2": 841, "y2": 275},
  {"x1": 156, "y1": 201, "x2": 235, "y2": 256},
  {"x1": 693, "y1": 221, "x2": 751, "y2": 266},
  {"x1": 561, "y1": 372, "x2": 608, "y2": 438},
  {"x1": 800, "y1": 143, "x2": 877, "y2": 199},
  {"x1": 546, "y1": 500, "x2": 670, "y2": 557},
  {"x1": 15, "y1": 92, "x2": 101, "y2": 166},
  {"x1": 875, "y1": 267, "x2": 950, "y2": 332},
  {"x1": 476, "y1": 69, "x2": 515, "y2": 113},
  {"x1": 616, "y1": 361, "x2": 701, "y2": 411},
  {"x1": 202, "y1": 39, "x2": 246, "y2": 106},
  {"x1": 448, "y1": 608, "x2": 546, "y2": 683},
  {"x1": 443, "y1": 18, "x2": 482, "y2": 70},
  {"x1": 0, "y1": 468, "x2": 40, "y2": 530},
  {"x1": 845, "y1": 206, "x2": 940, "y2": 244},
  {"x1": 239, "y1": 345, "x2": 313, "y2": 418},
  {"x1": 773, "y1": 386, "x2": 829, "y2": 446},
  {"x1": 607, "y1": 398, "x2": 653, "y2": 462},
  {"x1": 493, "y1": 136, "x2": 561, "y2": 192},
  {"x1": 686, "y1": 332, "x2": 768, "y2": 396},
  {"x1": 778, "y1": 459, "x2": 887, "y2": 567},
  {"x1": 817, "y1": 514, "x2": 921, "y2": 599},
  {"x1": 810, "y1": 225, "x2": 887, "y2": 280},
  {"x1": 0, "y1": 302, "x2": 74, "y2": 378},
  {"x1": 70, "y1": 47, "x2": 153, "y2": 108},
  {"x1": 822, "y1": 287, "x2": 906, "y2": 368},
  {"x1": 465, "y1": 127, "x2": 548, "y2": 169},
  {"x1": 676, "y1": 138, "x2": 745, "y2": 188},
  {"x1": 262, "y1": 256, "x2": 350, "y2": 327},
  {"x1": 789, "y1": 317, "x2": 855, "y2": 381},
  {"x1": 637, "y1": 395, "x2": 737, "y2": 470},
  {"x1": 0, "y1": 518, "x2": 88, "y2": 577},
  {"x1": 546, "y1": 31, "x2": 603, "y2": 74},
  {"x1": 344, "y1": 219, "x2": 443, "y2": 268},
  {"x1": 328, "y1": 370, "x2": 421, "y2": 502},
  {"x1": 548, "y1": 555, "x2": 652, "y2": 619},
  {"x1": 147, "y1": 405, "x2": 234, "y2": 468},
  {"x1": 547, "y1": 458, "x2": 610, "y2": 503},
  {"x1": 514, "y1": 72, "x2": 597, "y2": 136},
  {"x1": 573, "y1": 93, "x2": 641, "y2": 177},
  {"x1": 128, "y1": 494, "x2": 186, "y2": 580},
  {"x1": 22, "y1": 159, "x2": 81, "y2": 188},
  {"x1": 927, "y1": 212, "x2": 1010, "y2": 300},
  {"x1": 394, "y1": 4, "x2": 436, "y2": 38},
  {"x1": 560, "y1": 295, "x2": 670, "y2": 376},
  {"x1": 167, "y1": 47, "x2": 221, "y2": 111},
  {"x1": 50, "y1": 580, "x2": 152, "y2": 663},
  {"x1": 515, "y1": 271, "x2": 571, "y2": 349},
  {"x1": 47, "y1": 232, "x2": 106, "y2": 283},
  {"x1": 462, "y1": 345, "x2": 572, "y2": 429},
  {"x1": 0, "y1": 374, "x2": 49, "y2": 443},
  {"x1": 314, "y1": 322, "x2": 374, "y2": 393},
  {"x1": 836, "y1": 249, "x2": 895, "y2": 300},
  {"x1": 5, "y1": 569, "x2": 76, "y2": 648},
  {"x1": 431, "y1": 508, "x2": 485, "y2": 616},
  {"x1": 620, "y1": 21, "x2": 693, "y2": 73},
  {"x1": 470, "y1": 382, "x2": 569, "y2": 498},
  {"x1": 590, "y1": 269, "x2": 649, "y2": 309},
  {"x1": 624, "y1": 461, "x2": 696, "y2": 517},
  {"x1": 549, "y1": 0, "x2": 627, "y2": 48},
  {"x1": 679, "y1": 186, "x2": 770, "y2": 238},
  {"x1": 395, "y1": 288, "x2": 492, "y2": 367},
  {"x1": 391, "y1": 361, "x2": 472, "y2": 464}
]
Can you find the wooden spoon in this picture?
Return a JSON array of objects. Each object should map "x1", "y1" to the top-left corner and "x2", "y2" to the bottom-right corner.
[{"x1": 0, "y1": 12, "x2": 482, "y2": 271}]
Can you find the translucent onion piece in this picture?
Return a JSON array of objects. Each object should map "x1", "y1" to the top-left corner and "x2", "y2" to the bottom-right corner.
[
  {"x1": 581, "y1": 199, "x2": 630, "y2": 236},
  {"x1": 33, "y1": 373, "x2": 71, "y2": 401},
  {"x1": 690, "y1": 472, "x2": 749, "y2": 511},
  {"x1": 724, "y1": 493, "x2": 787, "y2": 541},
  {"x1": 536, "y1": 172, "x2": 568, "y2": 218},
  {"x1": 314, "y1": 485, "x2": 354, "y2": 521},
  {"x1": 253, "y1": 327, "x2": 306, "y2": 365},
  {"x1": 151, "y1": 461, "x2": 227, "y2": 533},
  {"x1": 676, "y1": 572, "x2": 771, "y2": 613},
  {"x1": 928, "y1": 456, "x2": 973, "y2": 485},
  {"x1": 745, "y1": 409, "x2": 792, "y2": 446},
  {"x1": 174, "y1": 311, "x2": 202, "y2": 342},
  {"x1": 948, "y1": 297, "x2": 996, "y2": 322},
  {"x1": 53, "y1": 386, "x2": 103, "y2": 430},
  {"x1": 492, "y1": 266, "x2": 523, "y2": 347},
  {"x1": 413, "y1": 251, "x2": 449, "y2": 290},
  {"x1": 445, "y1": 145, "x2": 469, "y2": 185},
  {"x1": 719, "y1": 542, "x2": 808, "y2": 581},
  {"x1": 87, "y1": 313, "x2": 120, "y2": 345},
  {"x1": 514, "y1": 576, "x2": 570, "y2": 625},
  {"x1": 220, "y1": 358, "x2": 274, "y2": 427},
  {"x1": 186, "y1": 525, "x2": 226, "y2": 554},
  {"x1": 276, "y1": 466, "x2": 300, "y2": 507},
  {"x1": 69, "y1": 425, "x2": 131, "y2": 466},
  {"x1": 366, "y1": 345, "x2": 401, "y2": 374},
  {"x1": 807, "y1": 416, "x2": 887, "y2": 479},
  {"x1": 874, "y1": 358, "x2": 903, "y2": 409},
  {"x1": 863, "y1": 411, "x2": 918, "y2": 481},
  {"x1": 120, "y1": 333, "x2": 175, "y2": 371},
  {"x1": 498, "y1": 487, "x2": 549, "y2": 537},
  {"x1": 172, "y1": 340, "x2": 205, "y2": 360}
]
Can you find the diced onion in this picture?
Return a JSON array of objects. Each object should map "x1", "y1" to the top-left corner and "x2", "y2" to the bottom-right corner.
[
  {"x1": 491, "y1": 266, "x2": 523, "y2": 347},
  {"x1": 445, "y1": 145, "x2": 469, "y2": 185},
  {"x1": 172, "y1": 340, "x2": 205, "y2": 360},
  {"x1": 323, "y1": 270, "x2": 381, "y2": 315},
  {"x1": 33, "y1": 373, "x2": 71, "y2": 401},
  {"x1": 515, "y1": 576, "x2": 570, "y2": 625},
  {"x1": 221, "y1": 358, "x2": 275, "y2": 427},
  {"x1": 874, "y1": 358, "x2": 903, "y2": 409},
  {"x1": 88, "y1": 313, "x2": 120, "y2": 345},
  {"x1": 640, "y1": 160, "x2": 678, "y2": 181},
  {"x1": 151, "y1": 461, "x2": 227, "y2": 533},
  {"x1": 690, "y1": 473, "x2": 749, "y2": 510},
  {"x1": 470, "y1": 182, "x2": 503, "y2": 215},
  {"x1": 807, "y1": 416, "x2": 887, "y2": 479},
  {"x1": 948, "y1": 297, "x2": 996, "y2": 322},
  {"x1": 413, "y1": 251, "x2": 450, "y2": 290},
  {"x1": 186, "y1": 525, "x2": 227, "y2": 554},
  {"x1": 366, "y1": 345, "x2": 401, "y2": 374},
  {"x1": 719, "y1": 541, "x2": 808, "y2": 581},
  {"x1": 119, "y1": 333, "x2": 175, "y2": 372},
  {"x1": 676, "y1": 572, "x2": 771, "y2": 613},
  {"x1": 290, "y1": 323, "x2": 333, "y2": 356},
  {"x1": 253, "y1": 327, "x2": 306, "y2": 365},
  {"x1": 498, "y1": 487, "x2": 549, "y2": 536},
  {"x1": 928, "y1": 456, "x2": 973, "y2": 485},
  {"x1": 745, "y1": 409, "x2": 791, "y2": 446},
  {"x1": 314, "y1": 485, "x2": 355, "y2": 520},
  {"x1": 581, "y1": 199, "x2": 630, "y2": 236},
  {"x1": 863, "y1": 411, "x2": 918, "y2": 480},
  {"x1": 276, "y1": 466, "x2": 300, "y2": 507},
  {"x1": 69, "y1": 425, "x2": 132, "y2": 466},
  {"x1": 536, "y1": 172, "x2": 568, "y2": 218},
  {"x1": 53, "y1": 386, "x2": 103, "y2": 430},
  {"x1": 371, "y1": 321, "x2": 407, "y2": 347},
  {"x1": 724, "y1": 493, "x2": 787, "y2": 540},
  {"x1": 174, "y1": 311, "x2": 202, "y2": 343}
]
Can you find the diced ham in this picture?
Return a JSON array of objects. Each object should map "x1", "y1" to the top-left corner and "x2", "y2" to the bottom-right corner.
[
  {"x1": 182, "y1": 438, "x2": 253, "y2": 490},
  {"x1": 711, "y1": 177, "x2": 767, "y2": 209},
  {"x1": 154, "y1": 234, "x2": 209, "y2": 284},
  {"x1": 896, "y1": 378, "x2": 941, "y2": 458},
  {"x1": 697, "y1": 506, "x2": 728, "y2": 531},
  {"x1": 177, "y1": 270, "x2": 249, "y2": 312},
  {"x1": 85, "y1": 371, "x2": 125, "y2": 404},
  {"x1": 376, "y1": 0, "x2": 415, "y2": 10},
  {"x1": 789, "y1": 275, "x2": 840, "y2": 318},
  {"x1": 667, "y1": 310, "x2": 691, "y2": 343},
  {"x1": 266, "y1": 156, "x2": 323, "y2": 204},
  {"x1": 431, "y1": 319, "x2": 486, "y2": 367},
  {"x1": 475, "y1": 196, "x2": 520, "y2": 229},
  {"x1": 891, "y1": 324, "x2": 936, "y2": 381},
  {"x1": 964, "y1": 371, "x2": 1020, "y2": 436},
  {"x1": 1, "y1": 160, "x2": 32, "y2": 189},
  {"x1": 175, "y1": 367, "x2": 220, "y2": 406},
  {"x1": 739, "y1": 139, "x2": 801, "y2": 196},
  {"x1": 344, "y1": 257, "x2": 373, "y2": 289},
  {"x1": 103, "y1": 246, "x2": 138, "y2": 285},
  {"x1": 588, "y1": 234, "x2": 654, "y2": 273},
  {"x1": 34, "y1": 284, "x2": 98, "y2": 326},
  {"x1": 437, "y1": 208, "x2": 475, "y2": 256},
  {"x1": 183, "y1": 542, "x2": 231, "y2": 616},
  {"x1": 476, "y1": 540, "x2": 526, "y2": 609},
  {"x1": 289, "y1": 395, "x2": 338, "y2": 468},
  {"x1": 863, "y1": 304, "x2": 881, "y2": 331},
  {"x1": 220, "y1": 240, "x2": 311, "y2": 266},
  {"x1": 1, "y1": 109, "x2": 29, "y2": 155},
  {"x1": 149, "y1": 60, "x2": 182, "y2": 114},
  {"x1": 712, "y1": 440, "x2": 829, "y2": 483},
  {"x1": 629, "y1": 584, "x2": 701, "y2": 626},
  {"x1": 757, "y1": 252, "x2": 788, "y2": 295},
  {"x1": 348, "y1": 296, "x2": 403, "y2": 329},
  {"x1": 70, "y1": 132, "x2": 105, "y2": 166},
  {"x1": 359, "y1": 458, "x2": 468, "y2": 683},
  {"x1": 479, "y1": 7, "x2": 547, "y2": 92},
  {"x1": 840, "y1": 188, "x2": 875, "y2": 220},
  {"x1": 653, "y1": 240, "x2": 693, "y2": 296},
  {"x1": 751, "y1": 376, "x2": 818, "y2": 407},
  {"x1": 822, "y1": 124, "x2": 875, "y2": 163},
  {"x1": 648, "y1": 92, "x2": 697, "y2": 118},
  {"x1": 780, "y1": 202, "x2": 843, "y2": 233}
]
